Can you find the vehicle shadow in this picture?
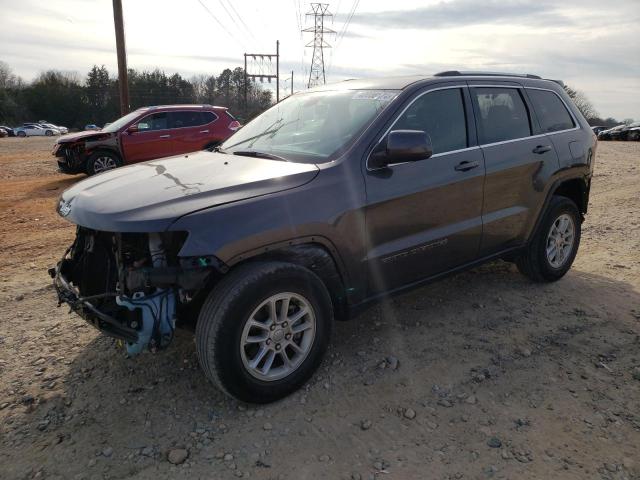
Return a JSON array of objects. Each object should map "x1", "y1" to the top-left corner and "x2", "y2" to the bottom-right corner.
[
  {"x1": 23, "y1": 175, "x2": 82, "y2": 200},
  {"x1": 20, "y1": 262, "x2": 640, "y2": 478}
]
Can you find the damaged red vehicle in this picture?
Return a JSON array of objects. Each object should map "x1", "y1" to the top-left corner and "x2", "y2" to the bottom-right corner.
[{"x1": 53, "y1": 105, "x2": 241, "y2": 175}]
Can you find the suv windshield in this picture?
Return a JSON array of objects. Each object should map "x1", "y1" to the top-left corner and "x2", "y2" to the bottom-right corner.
[
  {"x1": 102, "y1": 110, "x2": 147, "y2": 133},
  {"x1": 221, "y1": 90, "x2": 399, "y2": 163}
]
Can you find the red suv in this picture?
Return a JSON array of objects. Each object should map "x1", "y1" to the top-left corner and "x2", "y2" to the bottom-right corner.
[{"x1": 53, "y1": 105, "x2": 241, "y2": 175}]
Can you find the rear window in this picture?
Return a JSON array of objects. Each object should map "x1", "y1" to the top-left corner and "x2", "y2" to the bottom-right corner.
[
  {"x1": 169, "y1": 111, "x2": 217, "y2": 128},
  {"x1": 527, "y1": 89, "x2": 575, "y2": 133},
  {"x1": 473, "y1": 88, "x2": 531, "y2": 144},
  {"x1": 200, "y1": 112, "x2": 218, "y2": 125}
]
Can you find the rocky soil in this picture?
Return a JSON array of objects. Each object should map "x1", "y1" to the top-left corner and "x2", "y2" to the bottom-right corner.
[{"x1": 0, "y1": 137, "x2": 639, "y2": 480}]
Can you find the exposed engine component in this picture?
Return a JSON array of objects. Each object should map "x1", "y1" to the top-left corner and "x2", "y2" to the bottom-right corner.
[
  {"x1": 117, "y1": 289, "x2": 176, "y2": 355},
  {"x1": 117, "y1": 233, "x2": 177, "y2": 355},
  {"x1": 53, "y1": 228, "x2": 214, "y2": 355}
]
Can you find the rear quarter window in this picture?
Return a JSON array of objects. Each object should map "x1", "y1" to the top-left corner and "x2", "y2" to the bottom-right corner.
[
  {"x1": 200, "y1": 112, "x2": 218, "y2": 125},
  {"x1": 527, "y1": 89, "x2": 575, "y2": 133}
]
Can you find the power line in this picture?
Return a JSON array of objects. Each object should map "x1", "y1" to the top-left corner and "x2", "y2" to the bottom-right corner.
[
  {"x1": 196, "y1": 0, "x2": 245, "y2": 49},
  {"x1": 329, "y1": 0, "x2": 359, "y2": 76},
  {"x1": 218, "y1": 0, "x2": 257, "y2": 42},
  {"x1": 293, "y1": 0, "x2": 302, "y2": 35},
  {"x1": 336, "y1": 0, "x2": 360, "y2": 48}
]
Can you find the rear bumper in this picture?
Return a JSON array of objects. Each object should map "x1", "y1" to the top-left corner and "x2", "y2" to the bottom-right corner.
[{"x1": 50, "y1": 258, "x2": 139, "y2": 343}]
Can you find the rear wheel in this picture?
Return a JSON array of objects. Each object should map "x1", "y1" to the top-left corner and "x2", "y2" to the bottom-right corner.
[
  {"x1": 196, "y1": 262, "x2": 333, "y2": 403},
  {"x1": 517, "y1": 196, "x2": 581, "y2": 282},
  {"x1": 86, "y1": 150, "x2": 121, "y2": 175}
]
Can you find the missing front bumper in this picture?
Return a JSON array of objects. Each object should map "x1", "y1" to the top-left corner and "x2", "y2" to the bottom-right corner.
[{"x1": 51, "y1": 258, "x2": 139, "y2": 344}]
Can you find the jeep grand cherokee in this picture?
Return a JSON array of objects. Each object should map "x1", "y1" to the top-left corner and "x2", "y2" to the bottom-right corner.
[{"x1": 51, "y1": 72, "x2": 596, "y2": 403}]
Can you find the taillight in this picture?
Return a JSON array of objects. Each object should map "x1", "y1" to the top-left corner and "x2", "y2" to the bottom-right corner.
[{"x1": 228, "y1": 121, "x2": 241, "y2": 131}]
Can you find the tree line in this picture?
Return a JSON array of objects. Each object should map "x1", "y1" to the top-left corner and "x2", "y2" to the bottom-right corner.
[
  {"x1": 0, "y1": 61, "x2": 633, "y2": 130},
  {"x1": 0, "y1": 62, "x2": 273, "y2": 129},
  {"x1": 562, "y1": 85, "x2": 633, "y2": 128}
]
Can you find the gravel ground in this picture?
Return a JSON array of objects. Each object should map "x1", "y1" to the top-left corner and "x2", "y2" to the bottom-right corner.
[{"x1": 0, "y1": 137, "x2": 639, "y2": 480}]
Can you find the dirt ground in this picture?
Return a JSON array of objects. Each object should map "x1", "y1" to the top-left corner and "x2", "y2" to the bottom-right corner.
[{"x1": 0, "y1": 137, "x2": 639, "y2": 480}]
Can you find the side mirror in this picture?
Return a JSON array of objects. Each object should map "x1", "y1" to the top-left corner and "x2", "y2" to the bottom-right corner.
[
  {"x1": 126, "y1": 124, "x2": 139, "y2": 134},
  {"x1": 369, "y1": 130, "x2": 433, "y2": 169}
]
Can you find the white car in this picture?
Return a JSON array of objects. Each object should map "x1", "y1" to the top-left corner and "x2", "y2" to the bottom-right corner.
[
  {"x1": 14, "y1": 125, "x2": 61, "y2": 137},
  {"x1": 41, "y1": 123, "x2": 68, "y2": 134}
]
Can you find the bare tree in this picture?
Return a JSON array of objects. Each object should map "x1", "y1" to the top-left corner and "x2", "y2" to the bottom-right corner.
[{"x1": 564, "y1": 85, "x2": 598, "y2": 121}]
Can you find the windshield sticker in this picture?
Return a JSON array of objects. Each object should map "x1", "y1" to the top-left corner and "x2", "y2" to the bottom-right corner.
[{"x1": 352, "y1": 91, "x2": 398, "y2": 102}]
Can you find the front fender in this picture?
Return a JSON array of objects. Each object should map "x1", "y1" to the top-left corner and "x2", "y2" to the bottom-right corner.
[{"x1": 168, "y1": 165, "x2": 369, "y2": 303}]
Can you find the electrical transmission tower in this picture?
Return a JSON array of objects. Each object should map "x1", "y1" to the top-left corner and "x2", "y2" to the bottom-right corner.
[{"x1": 303, "y1": 3, "x2": 335, "y2": 88}]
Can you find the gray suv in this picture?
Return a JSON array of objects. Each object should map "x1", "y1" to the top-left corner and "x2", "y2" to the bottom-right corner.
[{"x1": 52, "y1": 72, "x2": 596, "y2": 403}]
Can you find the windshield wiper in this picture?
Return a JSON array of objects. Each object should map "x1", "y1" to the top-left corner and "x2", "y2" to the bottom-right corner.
[
  {"x1": 232, "y1": 150, "x2": 287, "y2": 161},
  {"x1": 212, "y1": 145, "x2": 228, "y2": 153}
]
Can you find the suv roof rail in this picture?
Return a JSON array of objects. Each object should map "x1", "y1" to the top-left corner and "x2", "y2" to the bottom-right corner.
[
  {"x1": 434, "y1": 70, "x2": 542, "y2": 79},
  {"x1": 144, "y1": 104, "x2": 228, "y2": 110},
  {"x1": 547, "y1": 79, "x2": 565, "y2": 87}
]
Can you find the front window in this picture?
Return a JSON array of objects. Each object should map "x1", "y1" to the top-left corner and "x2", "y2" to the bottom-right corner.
[
  {"x1": 221, "y1": 90, "x2": 399, "y2": 163},
  {"x1": 135, "y1": 112, "x2": 168, "y2": 131},
  {"x1": 393, "y1": 88, "x2": 468, "y2": 154},
  {"x1": 102, "y1": 110, "x2": 146, "y2": 133}
]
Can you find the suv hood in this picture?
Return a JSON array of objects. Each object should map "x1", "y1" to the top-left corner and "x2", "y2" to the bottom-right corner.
[
  {"x1": 57, "y1": 130, "x2": 112, "y2": 143},
  {"x1": 58, "y1": 151, "x2": 319, "y2": 232}
]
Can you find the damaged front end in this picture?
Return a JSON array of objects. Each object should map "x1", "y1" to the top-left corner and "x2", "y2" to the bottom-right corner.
[
  {"x1": 53, "y1": 142, "x2": 86, "y2": 174},
  {"x1": 50, "y1": 228, "x2": 221, "y2": 355}
]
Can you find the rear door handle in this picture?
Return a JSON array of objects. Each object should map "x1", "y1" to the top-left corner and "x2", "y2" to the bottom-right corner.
[
  {"x1": 200, "y1": 129, "x2": 210, "y2": 133},
  {"x1": 159, "y1": 134, "x2": 171, "y2": 139},
  {"x1": 532, "y1": 145, "x2": 552, "y2": 154},
  {"x1": 454, "y1": 160, "x2": 480, "y2": 172}
]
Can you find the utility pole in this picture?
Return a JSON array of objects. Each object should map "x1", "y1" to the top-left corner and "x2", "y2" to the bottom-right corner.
[
  {"x1": 285, "y1": 70, "x2": 294, "y2": 97},
  {"x1": 243, "y1": 41, "x2": 280, "y2": 116},
  {"x1": 303, "y1": 3, "x2": 334, "y2": 88},
  {"x1": 112, "y1": 0, "x2": 130, "y2": 115}
]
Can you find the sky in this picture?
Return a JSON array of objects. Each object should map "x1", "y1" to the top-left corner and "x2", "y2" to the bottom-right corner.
[{"x1": 0, "y1": 0, "x2": 638, "y2": 120}]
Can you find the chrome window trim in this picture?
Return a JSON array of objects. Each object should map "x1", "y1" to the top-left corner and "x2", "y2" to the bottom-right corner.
[
  {"x1": 132, "y1": 110, "x2": 219, "y2": 134},
  {"x1": 366, "y1": 83, "x2": 584, "y2": 172}
]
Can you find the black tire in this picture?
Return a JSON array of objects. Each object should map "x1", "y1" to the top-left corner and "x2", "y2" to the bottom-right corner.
[
  {"x1": 196, "y1": 261, "x2": 333, "y2": 403},
  {"x1": 45, "y1": 130, "x2": 53, "y2": 136},
  {"x1": 517, "y1": 196, "x2": 581, "y2": 282},
  {"x1": 17, "y1": 131, "x2": 26, "y2": 138},
  {"x1": 86, "y1": 150, "x2": 121, "y2": 175}
]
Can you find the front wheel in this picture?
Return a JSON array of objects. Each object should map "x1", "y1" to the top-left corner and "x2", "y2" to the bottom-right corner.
[
  {"x1": 17, "y1": 131, "x2": 26, "y2": 138},
  {"x1": 45, "y1": 130, "x2": 54, "y2": 136},
  {"x1": 196, "y1": 262, "x2": 333, "y2": 403},
  {"x1": 517, "y1": 196, "x2": 581, "y2": 282},
  {"x1": 86, "y1": 150, "x2": 121, "y2": 175}
]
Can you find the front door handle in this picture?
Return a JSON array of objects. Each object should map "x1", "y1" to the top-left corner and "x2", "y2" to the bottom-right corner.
[
  {"x1": 454, "y1": 160, "x2": 480, "y2": 172},
  {"x1": 159, "y1": 134, "x2": 171, "y2": 139},
  {"x1": 532, "y1": 145, "x2": 552, "y2": 154},
  {"x1": 200, "y1": 129, "x2": 210, "y2": 133}
]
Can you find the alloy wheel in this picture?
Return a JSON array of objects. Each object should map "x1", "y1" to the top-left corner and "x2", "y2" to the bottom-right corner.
[
  {"x1": 93, "y1": 156, "x2": 117, "y2": 173},
  {"x1": 240, "y1": 292, "x2": 316, "y2": 381},
  {"x1": 545, "y1": 213, "x2": 575, "y2": 268}
]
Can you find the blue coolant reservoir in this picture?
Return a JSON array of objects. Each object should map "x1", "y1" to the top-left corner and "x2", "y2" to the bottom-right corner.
[{"x1": 116, "y1": 289, "x2": 176, "y2": 355}]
